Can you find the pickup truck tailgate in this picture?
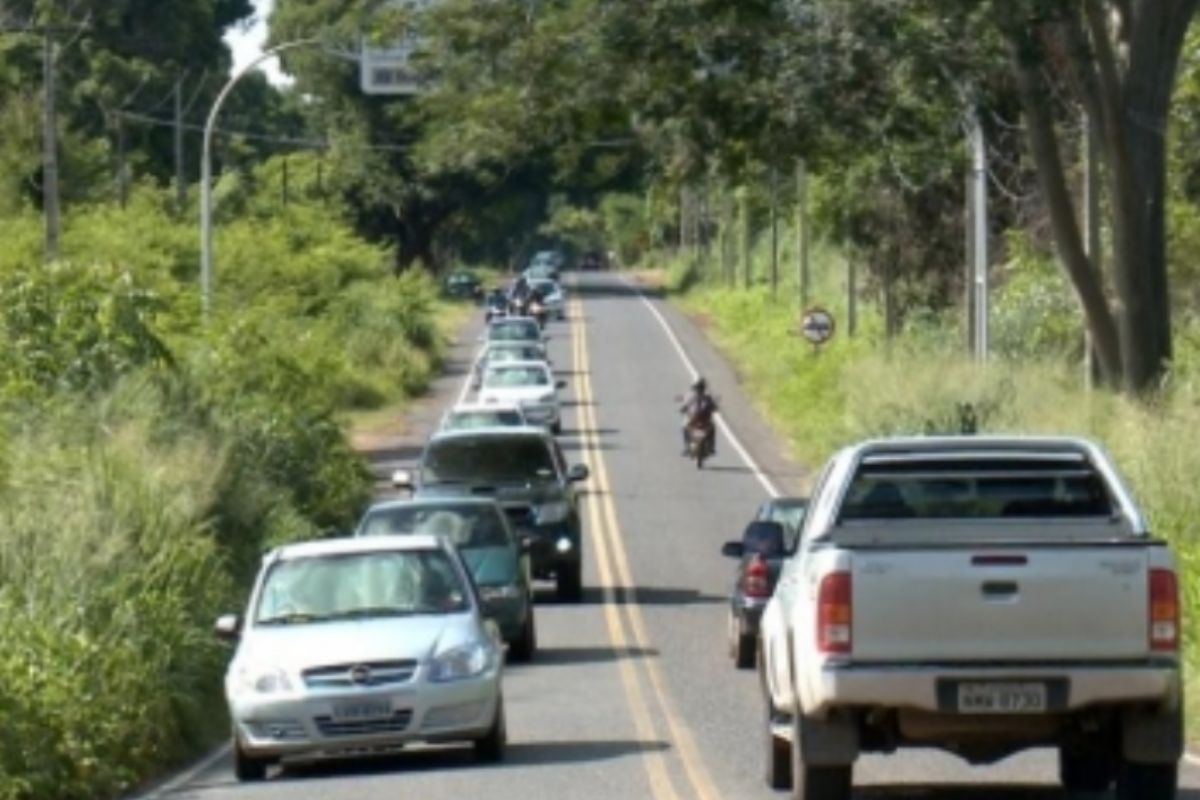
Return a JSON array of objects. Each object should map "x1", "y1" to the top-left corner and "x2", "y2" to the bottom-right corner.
[{"x1": 851, "y1": 548, "x2": 1150, "y2": 662}]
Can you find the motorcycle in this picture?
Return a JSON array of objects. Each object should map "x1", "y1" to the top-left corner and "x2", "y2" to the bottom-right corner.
[
  {"x1": 528, "y1": 296, "x2": 548, "y2": 329},
  {"x1": 685, "y1": 418, "x2": 715, "y2": 469},
  {"x1": 484, "y1": 293, "x2": 508, "y2": 323}
]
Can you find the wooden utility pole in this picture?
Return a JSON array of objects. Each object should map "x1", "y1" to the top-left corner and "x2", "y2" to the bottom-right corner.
[
  {"x1": 769, "y1": 167, "x2": 780, "y2": 299},
  {"x1": 797, "y1": 159, "x2": 810, "y2": 308},
  {"x1": 1082, "y1": 109, "x2": 1101, "y2": 389},
  {"x1": 42, "y1": 30, "x2": 61, "y2": 260},
  {"x1": 738, "y1": 187, "x2": 751, "y2": 290}
]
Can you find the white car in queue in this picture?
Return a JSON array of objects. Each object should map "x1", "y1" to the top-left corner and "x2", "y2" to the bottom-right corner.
[
  {"x1": 215, "y1": 535, "x2": 506, "y2": 781},
  {"x1": 478, "y1": 360, "x2": 565, "y2": 435},
  {"x1": 440, "y1": 402, "x2": 528, "y2": 432}
]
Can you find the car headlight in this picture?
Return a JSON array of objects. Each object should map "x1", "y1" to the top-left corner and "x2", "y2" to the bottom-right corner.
[
  {"x1": 556, "y1": 536, "x2": 574, "y2": 553},
  {"x1": 479, "y1": 584, "x2": 522, "y2": 601},
  {"x1": 429, "y1": 641, "x2": 495, "y2": 683},
  {"x1": 536, "y1": 392, "x2": 557, "y2": 403},
  {"x1": 237, "y1": 666, "x2": 294, "y2": 695},
  {"x1": 536, "y1": 500, "x2": 571, "y2": 524}
]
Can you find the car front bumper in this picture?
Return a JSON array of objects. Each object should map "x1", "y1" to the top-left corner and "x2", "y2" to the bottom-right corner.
[
  {"x1": 229, "y1": 668, "x2": 501, "y2": 761},
  {"x1": 519, "y1": 403, "x2": 560, "y2": 427},
  {"x1": 522, "y1": 522, "x2": 581, "y2": 576}
]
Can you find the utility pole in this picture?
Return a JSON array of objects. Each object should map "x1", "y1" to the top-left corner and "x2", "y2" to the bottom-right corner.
[
  {"x1": 847, "y1": 246, "x2": 858, "y2": 337},
  {"x1": 965, "y1": 168, "x2": 976, "y2": 353},
  {"x1": 738, "y1": 187, "x2": 751, "y2": 290},
  {"x1": 970, "y1": 108, "x2": 989, "y2": 362},
  {"x1": 42, "y1": 29, "x2": 61, "y2": 260},
  {"x1": 174, "y1": 78, "x2": 186, "y2": 213},
  {"x1": 796, "y1": 158, "x2": 810, "y2": 309}
]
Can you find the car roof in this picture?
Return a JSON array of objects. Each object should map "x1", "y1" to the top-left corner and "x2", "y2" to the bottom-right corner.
[
  {"x1": 450, "y1": 401, "x2": 525, "y2": 413},
  {"x1": 428, "y1": 426, "x2": 554, "y2": 444},
  {"x1": 489, "y1": 316, "x2": 539, "y2": 326},
  {"x1": 271, "y1": 534, "x2": 446, "y2": 561},
  {"x1": 484, "y1": 359, "x2": 550, "y2": 371}
]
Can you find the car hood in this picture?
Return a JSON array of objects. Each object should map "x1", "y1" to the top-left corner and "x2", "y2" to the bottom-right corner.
[
  {"x1": 461, "y1": 546, "x2": 519, "y2": 586},
  {"x1": 416, "y1": 482, "x2": 564, "y2": 505},
  {"x1": 237, "y1": 614, "x2": 477, "y2": 670}
]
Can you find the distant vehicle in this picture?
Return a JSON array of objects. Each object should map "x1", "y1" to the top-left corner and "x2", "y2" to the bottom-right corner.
[
  {"x1": 472, "y1": 341, "x2": 550, "y2": 389},
  {"x1": 759, "y1": 436, "x2": 1182, "y2": 799},
  {"x1": 479, "y1": 360, "x2": 565, "y2": 434},
  {"x1": 440, "y1": 402, "x2": 528, "y2": 431},
  {"x1": 483, "y1": 317, "x2": 544, "y2": 347},
  {"x1": 484, "y1": 289, "x2": 509, "y2": 322},
  {"x1": 528, "y1": 278, "x2": 566, "y2": 321},
  {"x1": 355, "y1": 498, "x2": 537, "y2": 661},
  {"x1": 443, "y1": 271, "x2": 483, "y2": 300},
  {"x1": 719, "y1": 497, "x2": 808, "y2": 669},
  {"x1": 393, "y1": 428, "x2": 590, "y2": 601},
  {"x1": 579, "y1": 250, "x2": 608, "y2": 271},
  {"x1": 216, "y1": 535, "x2": 506, "y2": 781}
]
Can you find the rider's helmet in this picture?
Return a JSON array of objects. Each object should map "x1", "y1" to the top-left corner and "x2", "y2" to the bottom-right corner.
[{"x1": 691, "y1": 376, "x2": 707, "y2": 393}]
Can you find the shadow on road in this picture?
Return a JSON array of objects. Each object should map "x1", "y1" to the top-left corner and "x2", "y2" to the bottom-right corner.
[
  {"x1": 574, "y1": 586, "x2": 725, "y2": 607},
  {"x1": 528, "y1": 644, "x2": 659, "y2": 667},
  {"x1": 568, "y1": 277, "x2": 661, "y2": 302},
  {"x1": 504, "y1": 738, "x2": 670, "y2": 767}
]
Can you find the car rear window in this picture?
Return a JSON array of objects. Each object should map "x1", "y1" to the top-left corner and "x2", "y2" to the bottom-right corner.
[
  {"x1": 360, "y1": 504, "x2": 511, "y2": 548},
  {"x1": 423, "y1": 436, "x2": 557, "y2": 485},
  {"x1": 838, "y1": 454, "x2": 1114, "y2": 521}
]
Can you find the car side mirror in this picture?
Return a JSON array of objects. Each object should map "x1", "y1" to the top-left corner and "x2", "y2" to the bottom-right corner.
[
  {"x1": 567, "y1": 464, "x2": 590, "y2": 483},
  {"x1": 721, "y1": 541, "x2": 745, "y2": 559},
  {"x1": 556, "y1": 380, "x2": 567, "y2": 390},
  {"x1": 742, "y1": 521, "x2": 787, "y2": 557},
  {"x1": 391, "y1": 469, "x2": 414, "y2": 489},
  {"x1": 520, "y1": 535, "x2": 536, "y2": 554},
  {"x1": 214, "y1": 613, "x2": 241, "y2": 641}
]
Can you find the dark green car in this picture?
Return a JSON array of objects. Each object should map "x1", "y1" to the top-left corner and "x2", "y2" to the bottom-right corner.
[
  {"x1": 442, "y1": 271, "x2": 483, "y2": 300},
  {"x1": 354, "y1": 497, "x2": 537, "y2": 662}
]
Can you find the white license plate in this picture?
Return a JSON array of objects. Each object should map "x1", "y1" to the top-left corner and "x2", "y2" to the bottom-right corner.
[
  {"x1": 957, "y1": 682, "x2": 1047, "y2": 714},
  {"x1": 332, "y1": 700, "x2": 392, "y2": 722}
]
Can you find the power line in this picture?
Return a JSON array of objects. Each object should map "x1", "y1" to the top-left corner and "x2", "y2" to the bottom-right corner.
[{"x1": 117, "y1": 108, "x2": 415, "y2": 152}]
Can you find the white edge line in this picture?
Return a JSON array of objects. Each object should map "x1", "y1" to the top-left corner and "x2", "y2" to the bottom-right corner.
[
  {"x1": 620, "y1": 276, "x2": 781, "y2": 499},
  {"x1": 131, "y1": 741, "x2": 232, "y2": 800}
]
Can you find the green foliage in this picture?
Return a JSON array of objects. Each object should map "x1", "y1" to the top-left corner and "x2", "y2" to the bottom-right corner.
[
  {"x1": 0, "y1": 176, "x2": 448, "y2": 798},
  {"x1": 990, "y1": 232, "x2": 1085, "y2": 361}
]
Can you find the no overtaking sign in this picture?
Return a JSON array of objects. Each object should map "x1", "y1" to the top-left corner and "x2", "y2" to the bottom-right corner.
[{"x1": 800, "y1": 307, "x2": 836, "y2": 346}]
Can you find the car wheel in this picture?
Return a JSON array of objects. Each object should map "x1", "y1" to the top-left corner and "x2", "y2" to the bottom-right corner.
[
  {"x1": 1059, "y1": 746, "x2": 1113, "y2": 792},
  {"x1": 474, "y1": 697, "x2": 507, "y2": 763},
  {"x1": 508, "y1": 606, "x2": 537, "y2": 663},
  {"x1": 791, "y1": 717, "x2": 852, "y2": 800},
  {"x1": 1115, "y1": 760, "x2": 1176, "y2": 800},
  {"x1": 764, "y1": 695, "x2": 793, "y2": 790},
  {"x1": 233, "y1": 738, "x2": 270, "y2": 782},
  {"x1": 735, "y1": 626, "x2": 757, "y2": 671},
  {"x1": 556, "y1": 562, "x2": 583, "y2": 602}
]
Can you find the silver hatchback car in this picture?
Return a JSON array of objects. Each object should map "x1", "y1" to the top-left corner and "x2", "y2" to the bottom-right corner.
[{"x1": 216, "y1": 535, "x2": 506, "y2": 780}]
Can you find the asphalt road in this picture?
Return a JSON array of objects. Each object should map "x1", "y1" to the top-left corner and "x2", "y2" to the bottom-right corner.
[{"x1": 143, "y1": 271, "x2": 1200, "y2": 800}]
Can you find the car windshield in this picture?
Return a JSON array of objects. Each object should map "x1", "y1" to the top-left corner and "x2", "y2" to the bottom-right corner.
[
  {"x1": 485, "y1": 365, "x2": 549, "y2": 388},
  {"x1": 486, "y1": 346, "x2": 543, "y2": 364},
  {"x1": 359, "y1": 505, "x2": 512, "y2": 548},
  {"x1": 489, "y1": 321, "x2": 539, "y2": 341},
  {"x1": 423, "y1": 436, "x2": 557, "y2": 485},
  {"x1": 765, "y1": 501, "x2": 809, "y2": 533},
  {"x1": 531, "y1": 281, "x2": 558, "y2": 295},
  {"x1": 445, "y1": 409, "x2": 525, "y2": 430},
  {"x1": 255, "y1": 549, "x2": 469, "y2": 624}
]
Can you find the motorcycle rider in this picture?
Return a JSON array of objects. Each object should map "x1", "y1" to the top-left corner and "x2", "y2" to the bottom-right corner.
[
  {"x1": 679, "y1": 377, "x2": 718, "y2": 457},
  {"x1": 509, "y1": 275, "x2": 532, "y2": 315}
]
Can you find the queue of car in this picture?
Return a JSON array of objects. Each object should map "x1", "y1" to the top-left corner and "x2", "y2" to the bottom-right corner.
[{"x1": 215, "y1": 257, "x2": 579, "y2": 781}]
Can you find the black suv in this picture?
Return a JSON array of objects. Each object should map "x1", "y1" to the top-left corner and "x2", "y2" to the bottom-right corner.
[{"x1": 394, "y1": 427, "x2": 589, "y2": 601}]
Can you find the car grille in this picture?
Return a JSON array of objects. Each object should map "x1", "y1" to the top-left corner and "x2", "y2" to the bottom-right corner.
[
  {"x1": 302, "y1": 660, "x2": 417, "y2": 689},
  {"x1": 314, "y1": 710, "x2": 413, "y2": 738}
]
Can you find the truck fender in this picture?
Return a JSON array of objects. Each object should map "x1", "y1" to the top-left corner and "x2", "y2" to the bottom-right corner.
[
  {"x1": 1121, "y1": 704, "x2": 1183, "y2": 764},
  {"x1": 798, "y1": 710, "x2": 860, "y2": 767}
]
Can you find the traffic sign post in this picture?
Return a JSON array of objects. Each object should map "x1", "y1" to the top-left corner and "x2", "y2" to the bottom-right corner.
[{"x1": 800, "y1": 306, "x2": 836, "y2": 349}]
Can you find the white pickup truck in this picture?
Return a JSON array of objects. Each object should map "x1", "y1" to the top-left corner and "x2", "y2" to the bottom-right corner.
[{"x1": 759, "y1": 436, "x2": 1183, "y2": 800}]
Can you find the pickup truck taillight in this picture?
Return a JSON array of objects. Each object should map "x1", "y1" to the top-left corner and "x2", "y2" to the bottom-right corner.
[
  {"x1": 817, "y1": 572, "x2": 852, "y2": 655},
  {"x1": 743, "y1": 555, "x2": 771, "y2": 598},
  {"x1": 1149, "y1": 568, "x2": 1179, "y2": 652}
]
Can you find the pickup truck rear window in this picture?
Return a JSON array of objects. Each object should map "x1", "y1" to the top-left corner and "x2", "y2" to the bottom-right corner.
[{"x1": 838, "y1": 456, "x2": 1113, "y2": 521}]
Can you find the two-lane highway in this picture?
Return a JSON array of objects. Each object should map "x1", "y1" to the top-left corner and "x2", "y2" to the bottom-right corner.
[{"x1": 145, "y1": 271, "x2": 1200, "y2": 800}]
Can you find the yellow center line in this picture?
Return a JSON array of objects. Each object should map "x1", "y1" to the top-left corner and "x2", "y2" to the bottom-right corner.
[
  {"x1": 569, "y1": 289, "x2": 722, "y2": 800},
  {"x1": 569, "y1": 295, "x2": 681, "y2": 800}
]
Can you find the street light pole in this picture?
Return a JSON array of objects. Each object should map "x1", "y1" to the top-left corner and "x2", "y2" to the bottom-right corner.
[{"x1": 200, "y1": 37, "x2": 320, "y2": 320}]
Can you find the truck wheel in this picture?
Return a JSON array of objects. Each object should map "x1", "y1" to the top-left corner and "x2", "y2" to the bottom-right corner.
[
  {"x1": 764, "y1": 698, "x2": 792, "y2": 790},
  {"x1": 1058, "y1": 748, "x2": 1113, "y2": 792},
  {"x1": 1115, "y1": 760, "x2": 1176, "y2": 800},
  {"x1": 508, "y1": 607, "x2": 537, "y2": 663},
  {"x1": 791, "y1": 718, "x2": 851, "y2": 800},
  {"x1": 556, "y1": 563, "x2": 583, "y2": 602}
]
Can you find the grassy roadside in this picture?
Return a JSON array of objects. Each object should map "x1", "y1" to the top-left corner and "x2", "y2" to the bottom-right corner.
[{"x1": 663, "y1": 268, "x2": 1200, "y2": 738}]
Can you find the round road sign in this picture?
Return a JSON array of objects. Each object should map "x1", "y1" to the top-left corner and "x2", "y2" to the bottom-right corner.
[{"x1": 800, "y1": 307, "x2": 836, "y2": 345}]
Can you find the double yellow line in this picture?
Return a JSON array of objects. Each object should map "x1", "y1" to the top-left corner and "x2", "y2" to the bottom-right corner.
[{"x1": 567, "y1": 293, "x2": 720, "y2": 800}]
